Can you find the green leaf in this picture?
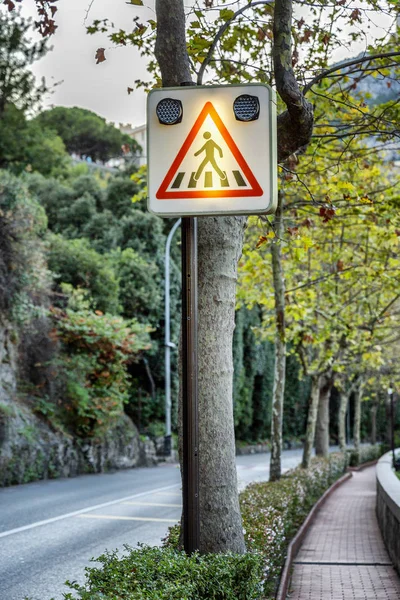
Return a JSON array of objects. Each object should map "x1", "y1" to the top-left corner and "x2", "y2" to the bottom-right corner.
[
  {"x1": 127, "y1": 0, "x2": 143, "y2": 5},
  {"x1": 219, "y1": 8, "x2": 235, "y2": 21}
]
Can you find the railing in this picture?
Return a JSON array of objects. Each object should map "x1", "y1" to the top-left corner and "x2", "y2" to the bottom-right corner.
[{"x1": 376, "y1": 451, "x2": 400, "y2": 573}]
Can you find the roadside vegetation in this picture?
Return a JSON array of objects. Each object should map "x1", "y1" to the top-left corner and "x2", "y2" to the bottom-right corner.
[
  {"x1": 38, "y1": 449, "x2": 381, "y2": 599},
  {"x1": 1, "y1": 1, "x2": 400, "y2": 598}
]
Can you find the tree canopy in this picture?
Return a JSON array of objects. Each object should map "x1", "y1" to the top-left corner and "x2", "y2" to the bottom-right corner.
[
  {"x1": 0, "y1": 9, "x2": 48, "y2": 116},
  {"x1": 0, "y1": 9, "x2": 69, "y2": 174},
  {"x1": 35, "y1": 106, "x2": 141, "y2": 161}
]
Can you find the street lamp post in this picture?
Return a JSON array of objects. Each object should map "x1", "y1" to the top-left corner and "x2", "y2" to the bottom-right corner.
[{"x1": 164, "y1": 218, "x2": 181, "y2": 456}]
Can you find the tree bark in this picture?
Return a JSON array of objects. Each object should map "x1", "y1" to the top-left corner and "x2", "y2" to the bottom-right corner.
[
  {"x1": 386, "y1": 395, "x2": 392, "y2": 447},
  {"x1": 273, "y1": 0, "x2": 314, "y2": 161},
  {"x1": 315, "y1": 374, "x2": 332, "y2": 457},
  {"x1": 371, "y1": 402, "x2": 377, "y2": 445},
  {"x1": 270, "y1": 191, "x2": 286, "y2": 481},
  {"x1": 338, "y1": 390, "x2": 350, "y2": 452},
  {"x1": 353, "y1": 379, "x2": 364, "y2": 455},
  {"x1": 155, "y1": 0, "x2": 192, "y2": 86},
  {"x1": 302, "y1": 374, "x2": 321, "y2": 468},
  {"x1": 338, "y1": 377, "x2": 360, "y2": 452},
  {"x1": 155, "y1": 0, "x2": 245, "y2": 554},
  {"x1": 197, "y1": 216, "x2": 246, "y2": 554}
]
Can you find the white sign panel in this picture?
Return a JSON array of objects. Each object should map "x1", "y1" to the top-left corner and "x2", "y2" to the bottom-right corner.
[{"x1": 147, "y1": 84, "x2": 277, "y2": 217}]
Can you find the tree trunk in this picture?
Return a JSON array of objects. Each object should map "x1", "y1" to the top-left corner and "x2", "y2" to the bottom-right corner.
[
  {"x1": 315, "y1": 374, "x2": 332, "y2": 457},
  {"x1": 155, "y1": 0, "x2": 192, "y2": 86},
  {"x1": 197, "y1": 216, "x2": 246, "y2": 554},
  {"x1": 155, "y1": 1, "x2": 245, "y2": 554},
  {"x1": 338, "y1": 390, "x2": 350, "y2": 452},
  {"x1": 155, "y1": 0, "x2": 314, "y2": 554},
  {"x1": 302, "y1": 374, "x2": 321, "y2": 468},
  {"x1": 353, "y1": 380, "x2": 364, "y2": 455},
  {"x1": 270, "y1": 191, "x2": 286, "y2": 482},
  {"x1": 386, "y1": 395, "x2": 392, "y2": 447},
  {"x1": 371, "y1": 402, "x2": 377, "y2": 445},
  {"x1": 338, "y1": 377, "x2": 360, "y2": 452}
]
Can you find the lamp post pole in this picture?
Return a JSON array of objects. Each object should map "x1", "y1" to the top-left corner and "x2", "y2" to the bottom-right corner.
[{"x1": 164, "y1": 218, "x2": 181, "y2": 456}]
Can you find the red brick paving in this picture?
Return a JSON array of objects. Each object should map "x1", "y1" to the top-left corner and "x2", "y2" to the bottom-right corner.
[{"x1": 288, "y1": 467, "x2": 400, "y2": 599}]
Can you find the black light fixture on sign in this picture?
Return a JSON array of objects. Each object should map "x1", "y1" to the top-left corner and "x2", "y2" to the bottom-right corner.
[
  {"x1": 233, "y1": 94, "x2": 260, "y2": 122},
  {"x1": 156, "y1": 98, "x2": 183, "y2": 125}
]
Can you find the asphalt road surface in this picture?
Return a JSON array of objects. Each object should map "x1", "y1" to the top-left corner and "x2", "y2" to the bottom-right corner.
[{"x1": 0, "y1": 448, "x2": 307, "y2": 600}]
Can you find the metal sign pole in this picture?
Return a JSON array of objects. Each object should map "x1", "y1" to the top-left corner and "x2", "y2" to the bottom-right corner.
[
  {"x1": 164, "y1": 218, "x2": 181, "y2": 456},
  {"x1": 181, "y1": 216, "x2": 200, "y2": 553}
]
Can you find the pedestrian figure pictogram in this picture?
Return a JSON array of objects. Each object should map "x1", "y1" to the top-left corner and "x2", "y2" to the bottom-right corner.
[
  {"x1": 156, "y1": 101, "x2": 263, "y2": 200},
  {"x1": 193, "y1": 132, "x2": 226, "y2": 182}
]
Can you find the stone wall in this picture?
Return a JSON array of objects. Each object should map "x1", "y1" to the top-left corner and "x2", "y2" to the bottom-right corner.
[
  {"x1": 376, "y1": 451, "x2": 400, "y2": 573},
  {"x1": 0, "y1": 320, "x2": 158, "y2": 487},
  {"x1": 0, "y1": 405, "x2": 158, "y2": 487}
]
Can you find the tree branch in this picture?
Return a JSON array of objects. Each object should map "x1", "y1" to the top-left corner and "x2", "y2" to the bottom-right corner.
[
  {"x1": 273, "y1": 0, "x2": 314, "y2": 161},
  {"x1": 303, "y1": 51, "x2": 400, "y2": 95},
  {"x1": 285, "y1": 265, "x2": 358, "y2": 294},
  {"x1": 196, "y1": 0, "x2": 274, "y2": 86},
  {"x1": 197, "y1": 0, "x2": 314, "y2": 161}
]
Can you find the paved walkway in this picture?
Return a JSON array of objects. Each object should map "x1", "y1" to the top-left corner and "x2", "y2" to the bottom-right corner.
[{"x1": 288, "y1": 467, "x2": 400, "y2": 599}]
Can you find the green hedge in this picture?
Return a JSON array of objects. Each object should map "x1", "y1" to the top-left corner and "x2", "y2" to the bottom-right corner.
[
  {"x1": 39, "y1": 448, "x2": 383, "y2": 600},
  {"x1": 240, "y1": 453, "x2": 347, "y2": 596},
  {"x1": 348, "y1": 444, "x2": 382, "y2": 467},
  {"x1": 55, "y1": 546, "x2": 264, "y2": 600}
]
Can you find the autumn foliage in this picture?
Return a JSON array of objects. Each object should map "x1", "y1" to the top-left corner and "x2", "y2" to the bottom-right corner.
[{"x1": 51, "y1": 307, "x2": 152, "y2": 437}]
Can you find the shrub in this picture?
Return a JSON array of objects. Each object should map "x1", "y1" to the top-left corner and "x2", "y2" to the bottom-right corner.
[
  {"x1": 26, "y1": 172, "x2": 104, "y2": 234},
  {"x1": 112, "y1": 247, "x2": 162, "y2": 324},
  {"x1": 47, "y1": 234, "x2": 120, "y2": 314},
  {"x1": 56, "y1": 193, "x2": 97, "y2": 238},
  {"x1": 0, "y1": 170, "x2": 49, "y2": 319},
  {"x1": 40, "y1": 448, "x2": 384, "y2": 599},
  {"x1": 103, "y1": 175, "x2": 139, "y2": 218},
  {"x1": 51, "y1": 306, "x2": 151, "y2": 437},
  {"x1": 25, "y1": 172, "x2": 75, "y2": 231},
  {"x1": 239, "y1": 453, "x2": 348, "y2": 596},
  {"x1": 60, "y1": 545, "x2": 264, "y2": 600},
  {"x1": 348, "y1": 444, "x2": 382, "y2": 467}
]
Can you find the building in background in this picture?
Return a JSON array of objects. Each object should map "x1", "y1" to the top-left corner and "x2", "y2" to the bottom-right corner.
[{"x1": 119, "y1": 123, "x2": 147, "y2": 166}]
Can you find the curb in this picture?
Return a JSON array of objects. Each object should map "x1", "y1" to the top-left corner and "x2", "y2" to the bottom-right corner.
[
  {"x1": 347, "y1": 458, "x2": 378, "y2": 472},
  {"x1": 275, "y1": 471, "x2": 353, "y2": 600}
]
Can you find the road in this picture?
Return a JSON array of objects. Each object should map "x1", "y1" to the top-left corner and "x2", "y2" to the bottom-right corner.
[{"x1": 0, "y1": 448, "x2": 306, "y2": 600}]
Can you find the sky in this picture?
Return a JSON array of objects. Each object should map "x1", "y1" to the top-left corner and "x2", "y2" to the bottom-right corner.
[
  {"x1": 19, "y1": 0, "x2": 155, "y2": 128},
  {"x1": 17, "y1": 0, "x2": 394, "y2": 129}
]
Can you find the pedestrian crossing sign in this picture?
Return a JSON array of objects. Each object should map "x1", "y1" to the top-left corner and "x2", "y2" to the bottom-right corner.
[{"x1": 147, "y1": 84, "x2": 277, "y2": 217}]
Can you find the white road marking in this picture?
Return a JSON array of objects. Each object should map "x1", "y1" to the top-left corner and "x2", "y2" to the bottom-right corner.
[
  {"x1": 78, "y1": 514, "x2": 178, "y2": 523},
  {"x1": 0, "y1": 483, "x2": 180, "y2": 539},
  {"x1": 121, "y1": 501, "x2": 182, "y2": 508}
]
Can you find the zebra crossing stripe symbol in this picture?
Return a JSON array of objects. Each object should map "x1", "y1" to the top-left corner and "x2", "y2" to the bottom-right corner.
[{"x1": 156, "y1": 101, "x2": 263, "y2": 200}]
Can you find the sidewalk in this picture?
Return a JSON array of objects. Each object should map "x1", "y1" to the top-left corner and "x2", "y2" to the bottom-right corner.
[{"x1": 288, "y1": 466, "x2": 400, "y2": 599}]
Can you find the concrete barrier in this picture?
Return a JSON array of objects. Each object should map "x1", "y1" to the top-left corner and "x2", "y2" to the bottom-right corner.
[{"x1": 376, "y1": 451, "x2": 400, "y2": 574}]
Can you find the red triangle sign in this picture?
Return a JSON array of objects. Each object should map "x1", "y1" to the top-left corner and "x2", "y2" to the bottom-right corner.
[{"x1": 156, "y1": 102, "x2": 263, "y2": 200}]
